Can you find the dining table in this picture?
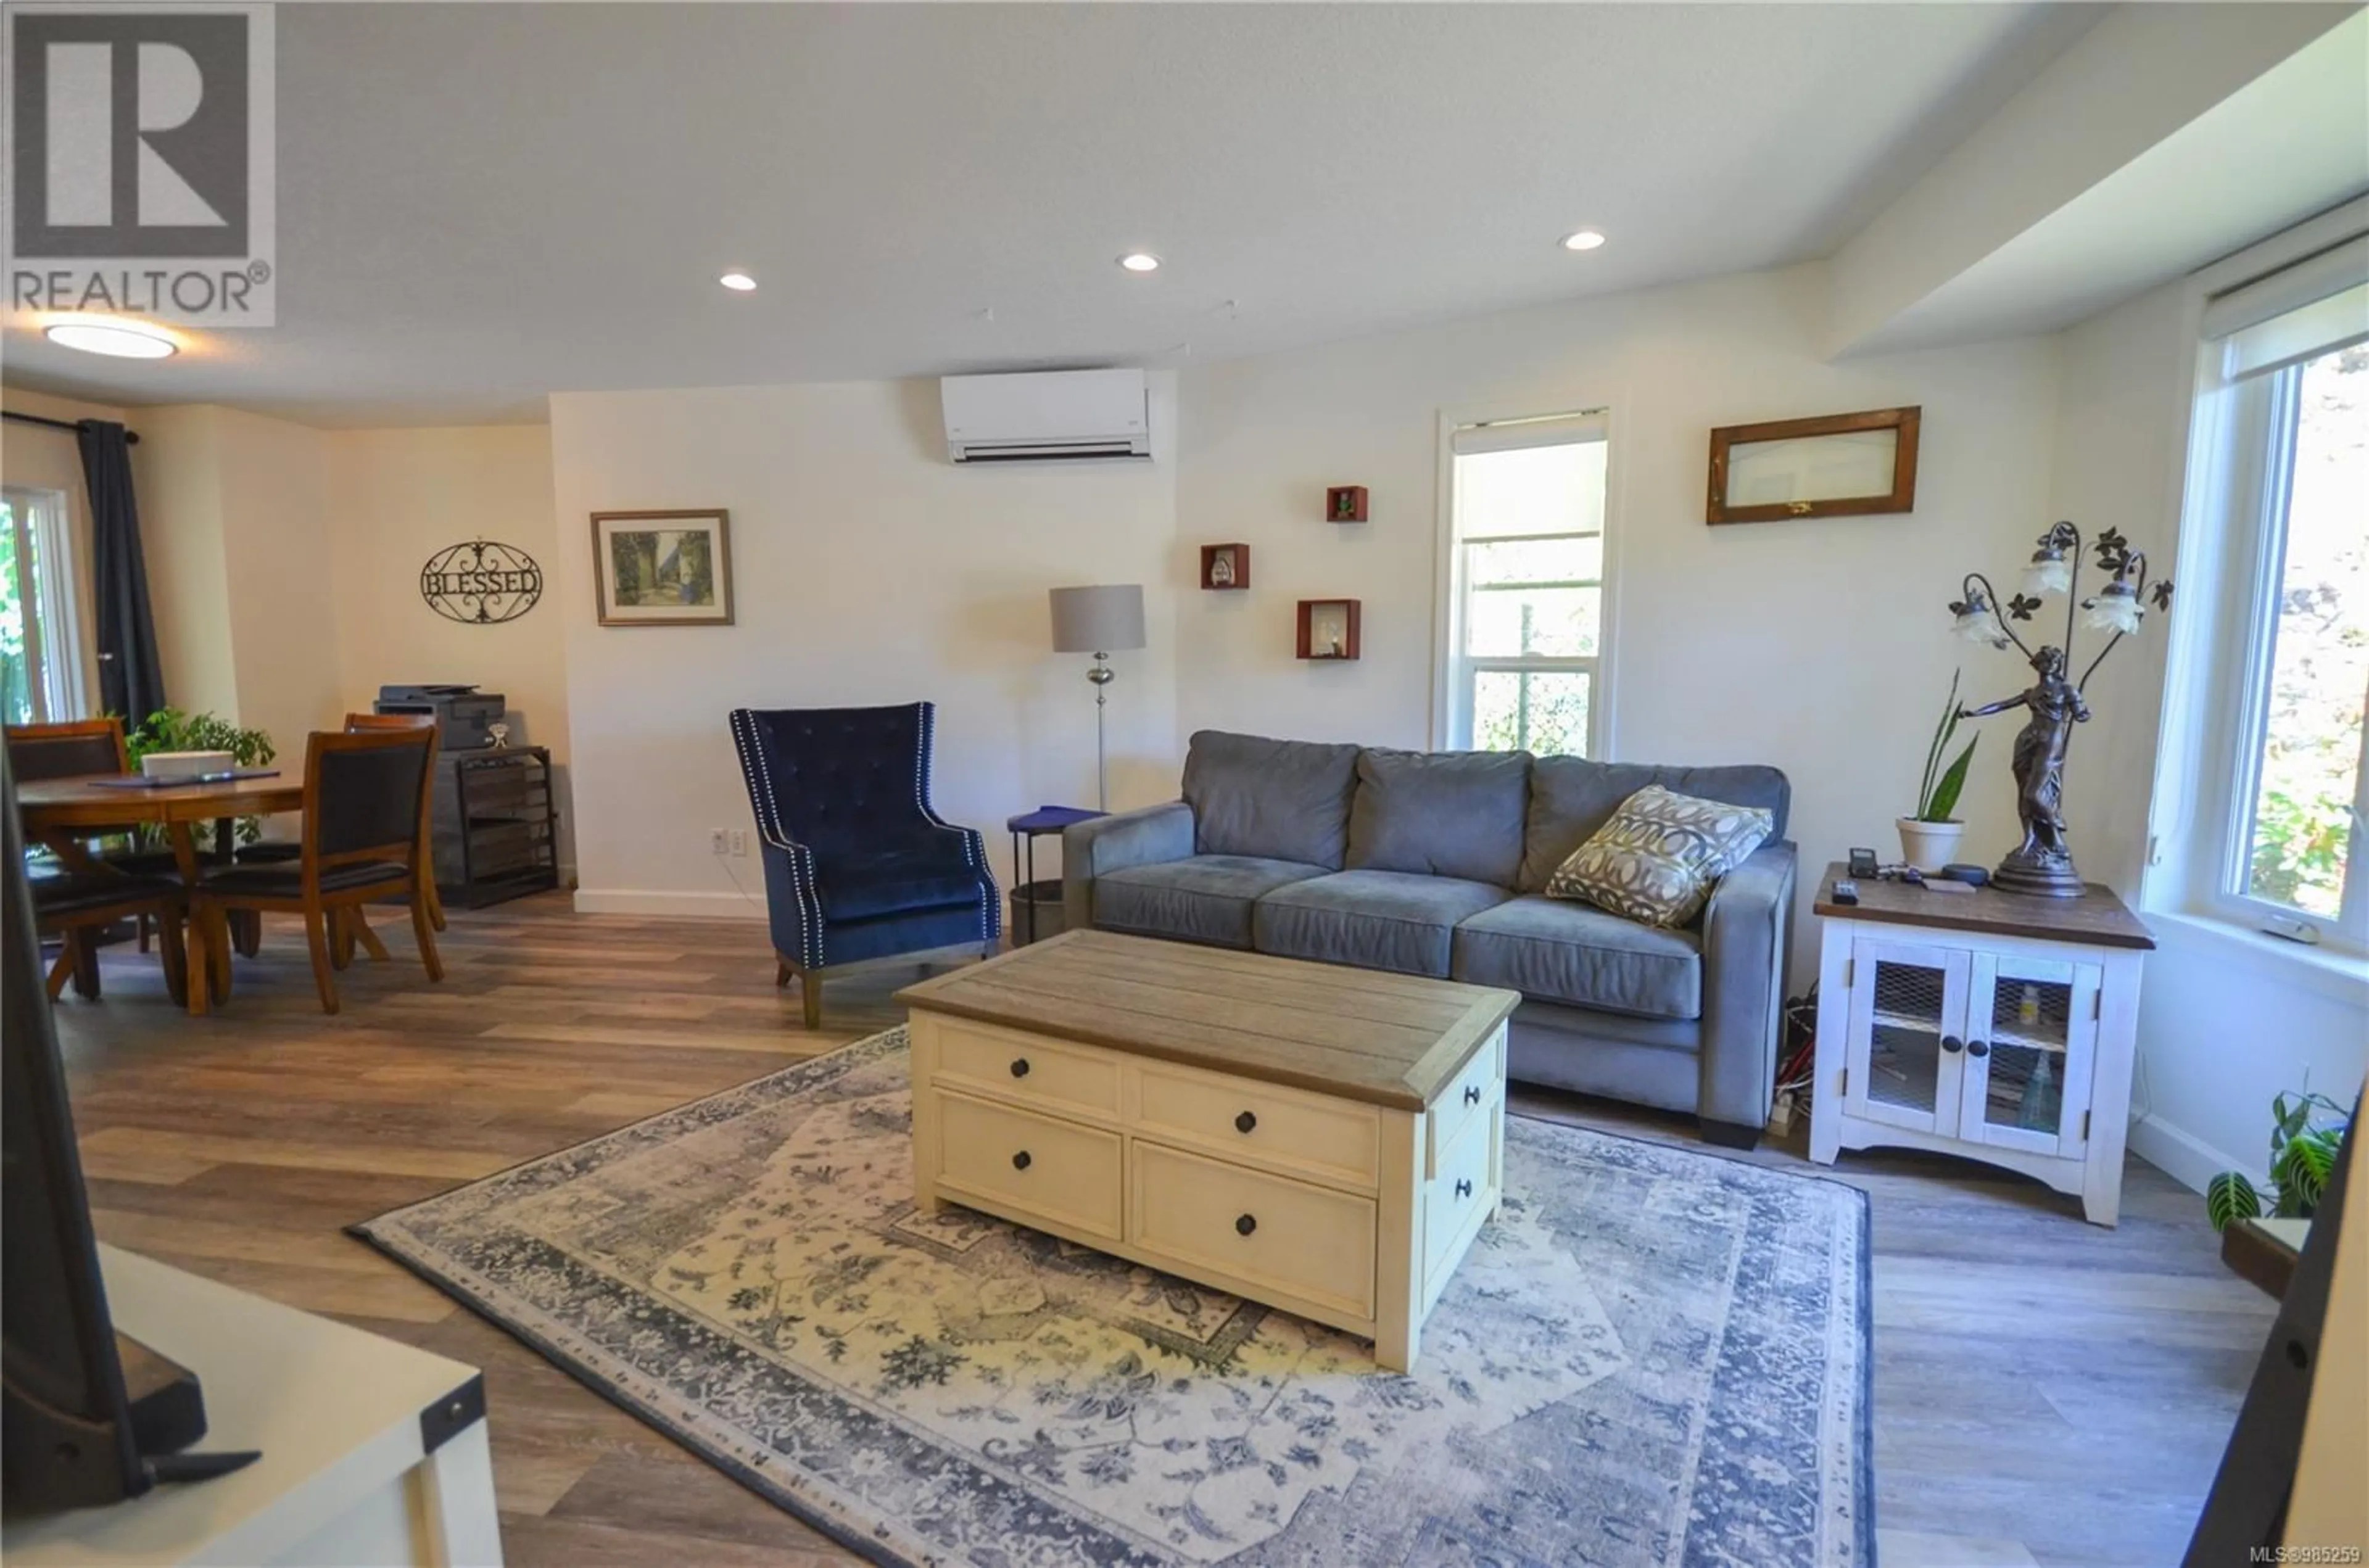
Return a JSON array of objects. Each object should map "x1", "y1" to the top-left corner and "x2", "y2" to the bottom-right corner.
[{"x1": 17, "y1": 772, "x2": 304, "y2": 1016}]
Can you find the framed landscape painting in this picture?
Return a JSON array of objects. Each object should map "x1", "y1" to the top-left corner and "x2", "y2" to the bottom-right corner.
[{"x1": 590, "y1": 510, "x2": 734, "y2": 626}]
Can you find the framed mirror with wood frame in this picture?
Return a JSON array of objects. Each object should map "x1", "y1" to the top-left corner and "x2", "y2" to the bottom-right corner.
[{"x1": 1706, "y1": 406, "x2": 1920, "y2": 526}]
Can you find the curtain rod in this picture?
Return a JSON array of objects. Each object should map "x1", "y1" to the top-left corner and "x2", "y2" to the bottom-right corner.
[{"x1": 1, "y1": 408, "x2": 140, "y2": 445}]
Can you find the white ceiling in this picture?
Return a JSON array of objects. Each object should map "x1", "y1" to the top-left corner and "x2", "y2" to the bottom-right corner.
[{"x1": 1, "y1": 2, "x2": 2104, "y2": 426}]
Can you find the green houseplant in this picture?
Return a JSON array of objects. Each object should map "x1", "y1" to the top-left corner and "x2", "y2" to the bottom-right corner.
[
  {"x1": 1899, "y1": 672, "x2": 1979, "y2": 872},
  {"x1": 123, "y1": 708, "x2": 278, "y2": 844},
  {"x1": 2206, "y1": 1090, "x2": 2353, "y2": 1231}
]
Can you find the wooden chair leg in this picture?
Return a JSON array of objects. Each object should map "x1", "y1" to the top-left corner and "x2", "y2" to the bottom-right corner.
[
  {"x1": 776, "y1": 958, "x2": 793, "y2": 988},
  {"x1": 45, "y1": 939, "x2": 74, "y2": 1001},
  {"x1": 69, "y1": 930, "x2": 102, "y2": 1000},
  {"x1": 331, "y1": 908, "x2": 355, "y2": 970},
  {"x1": 350, "y1": 906, "x2": 392, "y2": 963},
  {"x1": 409, "y1": 890, "x2": 444, "y2": 983},
  {"x1": 425, "y1": 878, "x2": 447, "y2": 933},
  {"x1": 157, "y1": 912, "x2": 189, "y2": 1007},
  {"x1": 302, "y1": 907, "x2": 340, "y2": 1014},
  {"x1": 207, "y1": 908, "x2": 234, "y2": 999},
  {"x1": 230, "y1": 908, "x2": 262, "y2": 958},
  {"x1": 139, "y1": 912, "x2": 152, "y2": 954}
]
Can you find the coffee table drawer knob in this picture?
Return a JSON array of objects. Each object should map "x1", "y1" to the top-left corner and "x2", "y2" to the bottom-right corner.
[
  {"x1": 1234, "y1": 1110, "x2": 1257, "y2": 1134},
  {"x1": 1235, "y1": 1213, "x2": 1257, "y2": 1237},
  {"x1": 1010, "y1": 1058, "x2": 1030, "y2": 1078},
  {"x1": 1463, "y1": 1084, "x2": 1482, "y2": 1105},
  {"x1": 1012, "y1": 1150, "x2": 1032, "y2": 1171}
]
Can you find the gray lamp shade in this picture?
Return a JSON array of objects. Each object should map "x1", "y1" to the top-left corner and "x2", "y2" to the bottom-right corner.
[{"x1": 1048, "y1": 584, "x2": 1146, "y2": 654}]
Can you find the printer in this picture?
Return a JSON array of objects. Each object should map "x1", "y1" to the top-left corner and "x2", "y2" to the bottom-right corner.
[{"x1": 374, "y1": 685, "x2": 507, "y2": 751}]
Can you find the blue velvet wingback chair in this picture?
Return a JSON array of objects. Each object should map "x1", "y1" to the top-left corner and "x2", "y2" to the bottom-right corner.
[{"x1": 729, "y1": 702, "x2": 1000, "y2": 1027}]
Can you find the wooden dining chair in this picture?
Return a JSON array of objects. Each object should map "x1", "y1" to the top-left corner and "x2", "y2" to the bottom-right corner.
[
  {"x1": 239, "y1": 712, "x2": 447, "y2": 946},
  {"x1": 6, "y1": 716, "x2": 200, "y2": 983},
  {"x1": 197, "y1": 728, "x2": 441, "y2": 1015}
]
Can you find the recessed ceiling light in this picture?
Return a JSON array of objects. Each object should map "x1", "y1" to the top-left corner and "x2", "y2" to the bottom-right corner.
[
  {"x1": 1560, "y1": 229, "x2": 1607, "y2": 253},
  {"x1": 44, "y1": 316, "x2": 178, "y2": 358},
  {"x1": 718, "y1": 271, "x2": 758, "y2": 292},
  {"x1": 1117, "y1": 252, "x2": 1161, "y2": 273}
]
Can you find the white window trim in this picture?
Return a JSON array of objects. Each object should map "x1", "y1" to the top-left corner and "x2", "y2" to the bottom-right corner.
[
  {"x1": 2144, "y1": 197, "x2": 2369, "y2": 963},
  {"x1": 1429, "y1": 400, "x2": 1622, "y2": 756},
  {"x1": 1, "y1": 485, "x2": 87, "y2": 725}
]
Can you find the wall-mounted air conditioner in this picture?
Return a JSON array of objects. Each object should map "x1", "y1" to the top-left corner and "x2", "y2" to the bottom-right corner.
[{"x1": 941, "y1": 368, "x2": 1152, "y2": 463}]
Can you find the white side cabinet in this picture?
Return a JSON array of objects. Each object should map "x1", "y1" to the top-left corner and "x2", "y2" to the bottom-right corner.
[{"x1": 1806, "y1": 865, "x2": 2152, "y2": 1226}]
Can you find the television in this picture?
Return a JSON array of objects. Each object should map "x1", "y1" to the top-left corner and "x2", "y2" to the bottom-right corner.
[{"x1": 1, "y1": 751, "x2": 253, "y2": 1514}]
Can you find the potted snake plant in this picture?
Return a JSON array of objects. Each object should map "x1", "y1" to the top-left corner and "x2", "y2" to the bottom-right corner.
[{"x1": 1900, "y1": 672, "x2": 1978, "y2": 872}]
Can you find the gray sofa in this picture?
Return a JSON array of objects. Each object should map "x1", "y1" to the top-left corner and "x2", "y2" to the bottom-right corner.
[{"x1": 1061, "y1": 731, "x2": 1796, "y2": 1146}]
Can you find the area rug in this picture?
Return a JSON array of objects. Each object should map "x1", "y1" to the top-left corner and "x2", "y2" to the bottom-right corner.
[{"x1": 355, "y1": 1028, "x2": 1873, "y2": 1567}]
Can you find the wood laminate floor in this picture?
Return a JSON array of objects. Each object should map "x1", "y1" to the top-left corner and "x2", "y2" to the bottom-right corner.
[{"x1": 51, "y1": 894, "x2": 2268, "y2": 1568}]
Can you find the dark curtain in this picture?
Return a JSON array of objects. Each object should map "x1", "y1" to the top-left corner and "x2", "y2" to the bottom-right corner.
[{"x1": 74, "y1": 421, "x2": 167, "y2": 727}]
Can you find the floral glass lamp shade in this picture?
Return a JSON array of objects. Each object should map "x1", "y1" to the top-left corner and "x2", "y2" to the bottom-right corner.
[{"x1": 1048, "y1": 584, "x2": 1146, "y2": 812}]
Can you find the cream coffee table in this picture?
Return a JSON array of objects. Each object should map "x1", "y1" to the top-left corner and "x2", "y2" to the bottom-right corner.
[{"x1": 895, "y1": 930, "x2": 1519, "y2": 1371}]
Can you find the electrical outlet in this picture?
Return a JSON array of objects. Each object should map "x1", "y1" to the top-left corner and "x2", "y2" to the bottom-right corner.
[
  {"x1": 729, "y1": 829, "x2": 750, "y2": 857},
  {"x1": 709, "y1": 828, "x2": 729, "y2": 856}
]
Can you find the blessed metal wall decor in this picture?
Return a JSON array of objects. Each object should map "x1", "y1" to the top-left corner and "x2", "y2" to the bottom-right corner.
[{"x1": 421, "y1": 539, "x2": 543, "y2": 624}]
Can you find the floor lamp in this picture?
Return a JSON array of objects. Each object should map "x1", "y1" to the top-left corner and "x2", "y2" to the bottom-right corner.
[{"x1": 1048, "y1": 584, "x2": 1145, "y2": 812}]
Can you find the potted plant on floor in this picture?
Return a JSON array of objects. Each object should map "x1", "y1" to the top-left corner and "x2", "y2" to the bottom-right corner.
[
  {"x1": 1900, "y1": 672, "x2": 1978, "y2": 872},
  {"x1": 2206, "y1": 1090, "x2": 2353, "y2": 1231}
]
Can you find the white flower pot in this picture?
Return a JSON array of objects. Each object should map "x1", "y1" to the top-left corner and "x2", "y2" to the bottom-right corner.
[{"x1": 1896, "y1": 817, "x2": 1965, "y2": 874}]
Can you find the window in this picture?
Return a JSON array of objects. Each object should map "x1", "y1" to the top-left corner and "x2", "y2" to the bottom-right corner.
[
  {"x1": 2183, "y1": 236, "x2": 2369, "y2": 949},
  {"x1": 1442, "y1": 413, "x2": 1610, "y2": 757},
  {"x1": 0, "y1": 487, "x2": 86, "y2": 725}
]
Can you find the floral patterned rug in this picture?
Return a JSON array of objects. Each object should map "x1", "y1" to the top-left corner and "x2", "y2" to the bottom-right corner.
[{"x1": 355, "y1": 1028, "x2": 1872, "y2": 1567}]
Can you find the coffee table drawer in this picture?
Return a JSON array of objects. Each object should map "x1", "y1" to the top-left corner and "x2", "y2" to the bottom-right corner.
[
  {"x1": 1428, "y1": 1025, "x2": 1505, "y2": 1173},
  {"x1": 1134, "y1": 1064, "x2": 1380, "y2": 1189},
  {"x1": 934, "y1": 1020, "x2": 1120, "y2": 1118},
  {"x1": 1423, "y1": 1105, "x2": 1495, "y2": 1287},
  {"x1": 936, "y1": 1090, "x2": 1122, "y2": 1239},
  {"x1": 1131, "y1": 1142, "x2": 1376, "y2": 1320}
]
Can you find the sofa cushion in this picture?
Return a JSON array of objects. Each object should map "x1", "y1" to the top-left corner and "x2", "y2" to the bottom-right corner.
[
  {"x1": 1345, "y1": 748, "x2": 1530, "y2": 888},
  {"x1": 1252, "y1": 869, "x2": 1511, "y2": 978},
  {"x1": 1183, "y1": 731, "x2": 1363, "y2": 870},
  {"x1": 1093, "y1": 855, "x2": 1330, "y2": 949},
  {"x1": 1452, "y1": 896, "x2": 1702, "y2": 1020},
  {"x1": 1544, "y1": 785, "x2": 1774, "y2": 928},
  {"x1": 1519, "y1": 757, "x2": 1792, "y2": 892}
]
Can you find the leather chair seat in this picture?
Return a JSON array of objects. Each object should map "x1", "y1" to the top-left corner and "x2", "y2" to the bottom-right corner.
[{"x1": 202, "y1": 860, "x2": 408, "y2": 897}]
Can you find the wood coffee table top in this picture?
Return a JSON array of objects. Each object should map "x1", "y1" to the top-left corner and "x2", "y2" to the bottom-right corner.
[{"x1": 895, "y1": 930, "x2": 1520, "y2": 1111}]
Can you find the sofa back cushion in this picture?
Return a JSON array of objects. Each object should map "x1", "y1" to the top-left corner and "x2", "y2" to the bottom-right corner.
[
  {"x1": 1183, "y1": 731, "x2": 1362, "y2": 869},
  {"x1": 1519, "y1": 757, "x2": 1791, "y2": 893},
  {"x1": 1345, "y1": 748, "x2": 1530, "y2": 888}
]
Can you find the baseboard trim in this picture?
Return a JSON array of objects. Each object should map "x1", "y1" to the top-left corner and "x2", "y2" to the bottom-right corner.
[
  {"x1": 573, "y1": 889, "x2": 766, "y2": 920},
  {"x1": 2128, "y1": 1113, "x2": 2256, "y2": 1196}
]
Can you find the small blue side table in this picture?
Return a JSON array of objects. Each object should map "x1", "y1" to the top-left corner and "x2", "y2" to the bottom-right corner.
[{"x1": 1006, "y1": 805, "x2": 1104, "y2": 945}]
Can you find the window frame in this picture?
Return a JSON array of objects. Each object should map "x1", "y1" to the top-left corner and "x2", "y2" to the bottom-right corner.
[
  {"x1": 0, "y1": 485, "x2": 86, "y2": 726},
  {"x1": 1431, "y1": 404, "x2": 1617, "y2": 759}
]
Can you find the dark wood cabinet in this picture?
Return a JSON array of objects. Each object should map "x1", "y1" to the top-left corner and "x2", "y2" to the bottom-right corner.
[{"x1": 432, "y1": 747, "x2": 559, "y2": 908}]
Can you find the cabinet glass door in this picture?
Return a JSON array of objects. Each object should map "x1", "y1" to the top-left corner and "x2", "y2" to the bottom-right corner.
[
  {"x1": 1961, "y1": 952, "x2": 2099, "y2": 1158},
  {"x1": 1843, "y1": 938, "x2": 1970, "y2": 1136}
]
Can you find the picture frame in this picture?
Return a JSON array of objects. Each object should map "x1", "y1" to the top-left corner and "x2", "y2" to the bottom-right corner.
[
  {"x1": 1199, "y1": 543, "x2": 1251, "y2": 591},
  {"x1": 1296, "y1": 598, "x2": 1362, "y2": 661},
  {"x1": 1706, "y1": 406, "x2": 1920, "y2": 525},
  {"x1": 1325, "y1": 485, "x2": 1369, "y2": 523},
  {"x1": 589, "y1": 509, "x2": 735, "y2": 627}
]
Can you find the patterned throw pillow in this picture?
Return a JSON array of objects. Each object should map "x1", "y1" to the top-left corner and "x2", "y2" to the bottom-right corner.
[{"x1": 1545, "y1": 785, "x2": 1774, "y2": 927}]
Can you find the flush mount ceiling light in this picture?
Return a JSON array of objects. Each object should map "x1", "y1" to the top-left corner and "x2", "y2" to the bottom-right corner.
[
  {"x1": 717, "y1": 271, "x2": 758, "y2": 292},
  {"x1": 1560, "y1": 229, "x2": 1607, "y2": 253},
  {"x1": 1117, "y1": 252, "x2": 1161, "y2": 273},
  {"x1": 43, "y1": 316, "x2": 178, "y2": 358}
]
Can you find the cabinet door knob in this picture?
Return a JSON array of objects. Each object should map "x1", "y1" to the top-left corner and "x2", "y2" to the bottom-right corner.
[
  {"x1": 1234, "y1": 1110, "x2": 1257, "y2": 1134},
  {"x1": 1941, "y1": 1035, "x2": 1964, "y2": 1054},
  {"x1": 1967, "y1": 1040, "x2": 1991, "y2": 1059},
  {"x1": 1010, "y1": 1058, "x2": 1030, "y2": 1078},
  {"x1": 1455, "y1": 1178, "x2": 1473, "y2": 1199},
  {"x1": 1463, "y1": 1084, "x2": 1482, "y2": 1106},
  {"x1": 1234, "y1": 1213, "x2": 1257, "y2": 1236},
  {"x1": 1011, "y1": 1150, "x2": 1032, "y2": 1170}
]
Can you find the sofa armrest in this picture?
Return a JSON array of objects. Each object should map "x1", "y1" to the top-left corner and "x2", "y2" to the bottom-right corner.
[
  {"x1": 1062, "y1": 801, "x2": 1196, "y2": 931},
  {"x1": 1697, "y1": 841, "x2": 1798, "y2": 1133}
]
